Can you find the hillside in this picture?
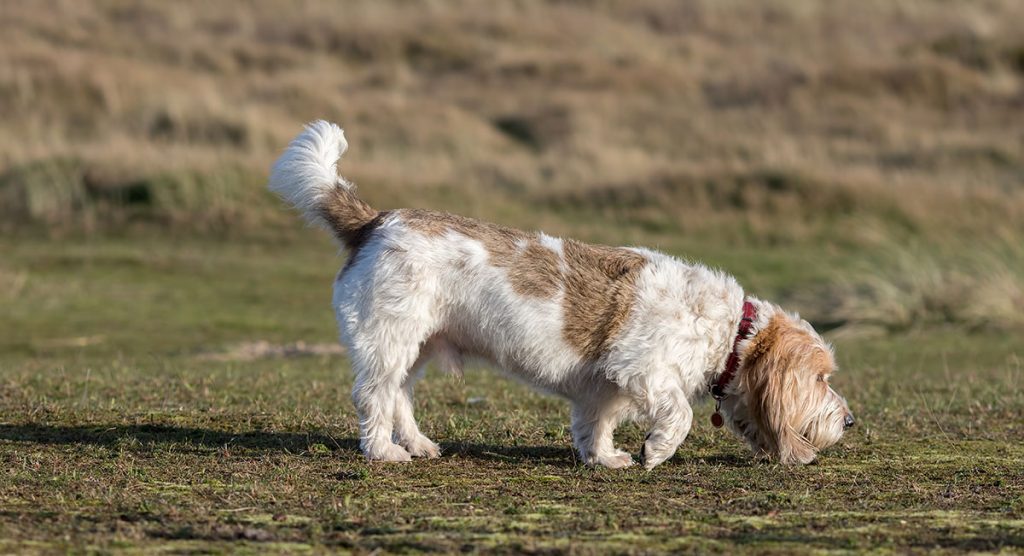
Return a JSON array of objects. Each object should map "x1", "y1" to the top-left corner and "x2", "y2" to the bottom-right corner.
[{"x1": 2, "y1": 0, "x2": 1022, "y2": 242}]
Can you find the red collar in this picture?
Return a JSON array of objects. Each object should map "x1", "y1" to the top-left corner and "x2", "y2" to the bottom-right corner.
[{"x1": 710, "y1": 300, "x2": 757, "y2": 400}]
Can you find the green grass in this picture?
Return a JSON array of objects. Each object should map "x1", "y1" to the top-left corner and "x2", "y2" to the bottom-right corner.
[{"x1": 1, "y1": 235, "x2": 1022, "y2": 554}]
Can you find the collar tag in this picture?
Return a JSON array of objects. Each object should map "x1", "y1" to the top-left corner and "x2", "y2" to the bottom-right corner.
[{"x1": 710, "y1": 399, "x2": 725, "y2": 428}]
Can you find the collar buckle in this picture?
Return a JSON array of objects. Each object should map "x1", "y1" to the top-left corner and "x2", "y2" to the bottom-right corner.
[{"x1": 710, "y1": 383, "x2": 726, "y2": 400}]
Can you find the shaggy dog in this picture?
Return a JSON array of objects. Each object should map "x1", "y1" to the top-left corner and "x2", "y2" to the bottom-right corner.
[{"x1": 269, "y1": 121, "x2": 854, "y2": 469}]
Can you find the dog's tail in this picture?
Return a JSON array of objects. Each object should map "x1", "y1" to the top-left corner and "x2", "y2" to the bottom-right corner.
[{"x1": 268, "y1": 120, "x2": 379, "y2": 248}]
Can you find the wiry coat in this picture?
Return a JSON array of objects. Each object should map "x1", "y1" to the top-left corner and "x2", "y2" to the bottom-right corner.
[{"x1": 269, "y1": 121, "x2": 853, "y2": 468}]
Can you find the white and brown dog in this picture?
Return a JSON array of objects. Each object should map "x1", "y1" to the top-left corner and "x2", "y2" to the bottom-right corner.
[{"x1": 269, "y1": 121, "x2": 854, "y2": 469}]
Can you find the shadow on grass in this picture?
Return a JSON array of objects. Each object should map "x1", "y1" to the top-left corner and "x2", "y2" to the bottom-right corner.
[
  {"x1": 718, "y1": 524, "x2": 1024, "y2": 552},
  {"x1": 441, "y1": 441, "x2": 577, "y2": 467},
  {"x1": 0, "y1": 423, "x2": 579, "y2": 466},
  {"x1": 0, "y1": 422, "x2": 358, "y2": 453}
]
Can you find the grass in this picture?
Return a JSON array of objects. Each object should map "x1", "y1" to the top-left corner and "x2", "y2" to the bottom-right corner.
[{"x1": 1, "y1": 235, "x2": 1022, "y2": 554}]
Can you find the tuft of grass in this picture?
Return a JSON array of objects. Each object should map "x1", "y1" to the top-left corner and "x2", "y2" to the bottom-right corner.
[
  {"x1": 822, "y1": 238, "x2": 1024, "y2": 333},
  {"x1": 0, "y1": 157, "x2": 287, "y2": 235}
]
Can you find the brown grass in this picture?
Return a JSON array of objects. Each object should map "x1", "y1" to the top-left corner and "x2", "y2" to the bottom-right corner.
[
  {"x1": 825, "y1": 236, "x2": 1024, "y2": 333},
  {"x1": 1, "y1": 0, "x2": 1022, "y2": 240}
]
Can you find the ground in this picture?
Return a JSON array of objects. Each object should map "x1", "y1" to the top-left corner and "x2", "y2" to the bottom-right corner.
[{"x1": 1, "y1": 236, "x2": 1021, "y2": 554}]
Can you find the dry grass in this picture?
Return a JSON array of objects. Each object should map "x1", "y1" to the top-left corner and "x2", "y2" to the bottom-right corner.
[
  {"x1": 1, "y1": 0, "x2": 1023, "y2": 242},
  {"x1": 826, "y1": 236, "x2": 1024, "y2": 333}
]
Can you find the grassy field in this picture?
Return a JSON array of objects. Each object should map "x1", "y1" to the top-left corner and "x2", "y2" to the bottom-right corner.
[
  {"x1": 2, "y1": 0, "x2": 1024, "y2": 553},
  {"x1": 1, "y1": 236, "x2": 1022, "y2": 553}
]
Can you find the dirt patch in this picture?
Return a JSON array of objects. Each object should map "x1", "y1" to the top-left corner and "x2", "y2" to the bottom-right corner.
[{"x1": 198, "y1": 341, "x2": 345, "y2": 361}]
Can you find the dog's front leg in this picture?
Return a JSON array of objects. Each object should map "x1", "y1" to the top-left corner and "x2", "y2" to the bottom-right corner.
[{"x1": 639, "y1": 386, "x2": 692, "y2": 469}]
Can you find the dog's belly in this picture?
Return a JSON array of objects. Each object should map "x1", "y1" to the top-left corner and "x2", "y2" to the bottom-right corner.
[
  {"x1": 430, "y1": 329, "x2": 610, "y2": 401},
  {"x1": 437, "y1": 294, "x2": 590, "y2": 395}
]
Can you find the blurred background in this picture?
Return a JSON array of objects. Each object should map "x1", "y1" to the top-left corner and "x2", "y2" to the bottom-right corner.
[{"x1": 2, "y1": 0, "x2": 1023, "y2": 336}]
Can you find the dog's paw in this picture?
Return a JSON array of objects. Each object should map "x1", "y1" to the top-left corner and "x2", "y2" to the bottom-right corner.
[
  {"x1": 402, "y1": 435, "x2": 441, "y2": 459},
  {"x1": 639, "y1": 435, "x2": 676, "y2": 469},
  {"x1": 597, "y1": 451, "x2": 635, "y2": 469},
  {"x1": 582, "y1": 449, "x2": 634, "y2": 469},
  {"x1": 365, "y1": 443, "x2": 412, "y2": 463},
  {"x1": 640, "y1": 444, "x2": 676, "y2": 470}
]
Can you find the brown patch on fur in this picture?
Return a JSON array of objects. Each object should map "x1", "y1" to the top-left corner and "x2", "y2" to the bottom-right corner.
[
  {"x1": 318, "y1": 187, "x2": 380, "y2": 248},
  {"x1": 402, "y1": 209, "x2": 646, "y2": 359},
  {"x1": 401, "y1": 209, "x2": 523, "y2": 246},
  {"x1": 561, "y1": 240, "x2": 646, "y2": 360},
  {"x1": 401, "y1": 209, "x2": 560, "y2": 298},
  {"x1": 508, "y1": 240, "x2": 563, "y2": 297},
  {"x1": 740, "y1": 314, "x2": 833, "y2": 464},
  {"x1": 339, "y1": 210, "x2": 390, "y2": 274}
]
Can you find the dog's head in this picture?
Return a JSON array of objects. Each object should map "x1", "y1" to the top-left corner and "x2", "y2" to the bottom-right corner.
[{"x1": 718, "y1": 311, "x2": 852, "y2": 464}]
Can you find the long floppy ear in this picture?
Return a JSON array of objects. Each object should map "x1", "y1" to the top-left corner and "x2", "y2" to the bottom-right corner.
[{"x1": 741, "y1": 315, "x2": 817, "y2": 464}]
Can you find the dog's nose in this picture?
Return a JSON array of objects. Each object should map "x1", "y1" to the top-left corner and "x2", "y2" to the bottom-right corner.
[{"x1": 843, "y1": 413, "x2": 856, "y2": 430}]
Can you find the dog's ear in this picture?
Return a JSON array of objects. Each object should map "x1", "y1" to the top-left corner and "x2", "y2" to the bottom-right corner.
[{"x1": 741, "y1": 315, "x2": 818, "y2": 465}]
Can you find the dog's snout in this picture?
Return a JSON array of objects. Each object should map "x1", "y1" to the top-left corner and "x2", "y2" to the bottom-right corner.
[{"x1": 843, "y1": 413, "x2": 856, "y2": 430}]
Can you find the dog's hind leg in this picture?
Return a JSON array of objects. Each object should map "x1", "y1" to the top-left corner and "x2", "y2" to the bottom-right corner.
[
  {"x1": 338, "y1": 245, "x2": 446, "y2": 462},
  {"x1": 572, "y1": 395, "x2": 633, "y2": 469},
  {"x1": 392, "y1": 376, "x2": 440, "y2": 458},
  {"x1": 349, "y1": 327, "x2": 435, "y2": 462},
  {"x1": 351, "y1": 359, "x2": 412, "y2": 462},
  {"x1": 390, "y1": 338, "x2": 456, "y2": 458}
]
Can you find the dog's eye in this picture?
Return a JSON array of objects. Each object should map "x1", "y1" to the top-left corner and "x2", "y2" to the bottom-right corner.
[{"x1": 816, "y1": 374, "x2": 826, "y2": 383}]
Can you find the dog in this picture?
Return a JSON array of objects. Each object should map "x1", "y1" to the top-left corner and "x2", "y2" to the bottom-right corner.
[{"x1": 268, "y1": 121, "x2": 854, "y2": 469}]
